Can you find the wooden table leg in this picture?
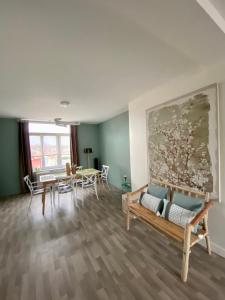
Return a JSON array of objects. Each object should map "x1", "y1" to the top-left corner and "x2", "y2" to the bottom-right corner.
[{"x1": 42, "y1": 189, "x2": 46, "y2": 216}]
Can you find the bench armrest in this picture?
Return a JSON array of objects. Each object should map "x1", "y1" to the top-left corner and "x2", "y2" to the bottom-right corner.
[
  {"x1": 127, "y1": 184, "x2": 148, "y2": 197},
  {"x1": 190, "y1": 200, "x2": 213, "y2": 226},
  {"x1": 126, "y1": 184, "x2": 148, "y2": 204}
]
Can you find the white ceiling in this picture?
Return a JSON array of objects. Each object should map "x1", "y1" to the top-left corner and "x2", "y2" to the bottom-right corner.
[{"x1": 1, "y1": 0, "x2": 225, "y2": 123}]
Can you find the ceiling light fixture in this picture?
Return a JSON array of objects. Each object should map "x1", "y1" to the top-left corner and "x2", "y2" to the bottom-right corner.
[
  {"x1": 60, "y1": 100, "x2": 70, "y2": 108},
  {"x1": 54, "y1": 118, "x2": 80, "y2": 127}
]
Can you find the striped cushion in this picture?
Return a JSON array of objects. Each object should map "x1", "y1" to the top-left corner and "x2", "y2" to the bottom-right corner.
[
  {"x1": 162, "y1": 199, "x2": 197, "y2": 230},
  {"x1": 58, "y1": 185, "x2": 73, "y2": 193}
]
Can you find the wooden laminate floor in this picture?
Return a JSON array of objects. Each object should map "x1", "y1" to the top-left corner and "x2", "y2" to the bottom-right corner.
[{"x1": 0, "y1": 184, "x2": 225, "y2": 300}]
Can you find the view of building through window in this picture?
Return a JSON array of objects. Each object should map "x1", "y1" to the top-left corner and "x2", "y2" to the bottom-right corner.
[{"x1": 29, "y1": 122, "x2": 70, "y2": 171}]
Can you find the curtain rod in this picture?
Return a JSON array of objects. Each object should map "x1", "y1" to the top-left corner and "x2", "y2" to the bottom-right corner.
[
  {"x1": 18, "y1": 119, "x2": 55, "y2": 124},
  {"x1": 18, "y1": 119, "x2": 81, "y2": 126}
]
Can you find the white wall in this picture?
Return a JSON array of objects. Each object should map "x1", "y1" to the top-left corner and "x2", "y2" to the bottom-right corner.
[{"x1": 129, "y1": 61, "x2": 225, "y2": 256}]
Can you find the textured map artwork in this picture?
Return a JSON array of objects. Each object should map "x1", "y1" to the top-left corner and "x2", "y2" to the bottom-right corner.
[{"x1": 147, "y1": 85, "x2": 219, "y2": 196}]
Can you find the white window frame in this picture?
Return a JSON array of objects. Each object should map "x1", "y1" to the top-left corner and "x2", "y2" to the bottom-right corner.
[{"x1": 29, "y1": 132, "x2": 71, "y2": 171}]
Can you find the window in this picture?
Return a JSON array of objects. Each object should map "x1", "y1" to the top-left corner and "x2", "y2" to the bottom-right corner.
[{"x1": 29, "y1": 122, "x2": 71, "y2": 171}]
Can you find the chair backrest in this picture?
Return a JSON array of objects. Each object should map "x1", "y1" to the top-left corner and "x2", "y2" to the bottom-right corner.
[
  {"x1": 58, "y1": 175, "x2": 73, "y2": 185},
  {"x1": 102, "y1": 165, "x2": 109, "y2": 178},
  {"x1": 76, "y1": 166, "x2": 83, "y2": 170},
  {"x1": 82, "y1": 174, "x2": 97, "y2": 186},
  {"x1": 24, "y1": 175, "x2": 33, "y2": 193},
  {"x1": 58, "y1": 176, "x2": 74, "y2": 193}
]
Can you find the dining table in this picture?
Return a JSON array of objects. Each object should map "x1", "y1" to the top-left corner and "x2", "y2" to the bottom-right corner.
[{"x1": 39, "y1": 168, "x2": 100, "y2": 215}]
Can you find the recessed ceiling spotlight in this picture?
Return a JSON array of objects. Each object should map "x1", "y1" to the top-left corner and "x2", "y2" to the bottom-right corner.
[{"x1": 60, "y1": 100, "x2": 70, "y2": 108}]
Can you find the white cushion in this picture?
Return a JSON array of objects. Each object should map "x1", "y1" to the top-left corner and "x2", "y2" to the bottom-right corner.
[
  {"x1": 139, "y1": 193, "x2": 163, "y2": 214},
  {"x1": 162, "y1": 200, "x2": 196, "y2": 228}
]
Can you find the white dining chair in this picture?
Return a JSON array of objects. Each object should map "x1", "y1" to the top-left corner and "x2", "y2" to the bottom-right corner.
[
  {"x1": 76, "y1": 166, "x2": 83, "y2": 170},
  {"x1": 75, "y1": 174, "x2": 99, "y2": 205},
  {"x1": 57, "y1": 176, "x2": 76, "y2": 205},
  {"x1": 100, "y1": 165, "x2": 110, "y2": 188},
  {"x1": 24, "y1": 175, "x2": 52, "y2": 210}
]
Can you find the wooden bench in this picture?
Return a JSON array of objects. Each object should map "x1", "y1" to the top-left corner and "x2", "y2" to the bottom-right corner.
[{"x1": 125, "y1": 179, "x2": 213, "y2": 282}]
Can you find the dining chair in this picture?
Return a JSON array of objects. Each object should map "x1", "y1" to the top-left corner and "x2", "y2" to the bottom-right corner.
[
  {"x1": 100, "y1": 165, "x2": 110, "y2": 188},
  {"x1": 75, "y1": 174, "x2": 99, "y2": 205},
  {"x1": 76, "y1": 165, "x2": 83, "y2": 170},
  {"x1": 57, "y1": 176, "x2": 76, "y2": 205},
  {"x1": 24, "y1": 175, "x2": 52, "y2": 210}
]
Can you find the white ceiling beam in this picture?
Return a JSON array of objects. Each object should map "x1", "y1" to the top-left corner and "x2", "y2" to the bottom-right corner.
[{"x1": 196, "y1": 0, "x2": 225, "y2": 34}]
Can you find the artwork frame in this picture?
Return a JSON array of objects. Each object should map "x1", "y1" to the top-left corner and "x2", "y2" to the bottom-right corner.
[{"x1": 146, "y1": 83, "x2": 221, "y2": 202}]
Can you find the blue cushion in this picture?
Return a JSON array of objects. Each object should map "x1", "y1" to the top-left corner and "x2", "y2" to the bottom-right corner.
[
  {"x1": 147, "y1": 184, "x2": 168, "y2": 200},
  {"x1": 172, "y1": 192, "x2": 203, "y2": 212}
]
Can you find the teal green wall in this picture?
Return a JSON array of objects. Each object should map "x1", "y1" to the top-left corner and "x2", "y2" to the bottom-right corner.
[
  {"x1": 77, "y1": 124, "x2": 100, "y2": 168},
  {"x1": 98, "y1": 111, "x2": 131, "y2": 189},
  {"x1": 0, "y1": 118, "x2": 20, "y2": 197}
]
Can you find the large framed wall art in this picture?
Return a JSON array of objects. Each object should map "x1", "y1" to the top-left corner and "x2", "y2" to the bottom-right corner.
[{"x1": 146, "y1": 84, "x2": 220, "y2": 201}]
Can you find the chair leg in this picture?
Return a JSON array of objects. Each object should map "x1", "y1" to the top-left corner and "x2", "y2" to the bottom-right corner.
[
  {"x1": 50, "y1": 188, "x2": 53, "y2": 208},
  {"x1": 75, "y1": 182, "x2": 79, "y2": 206},
  {"x1": 73, "y1": 187, "x2": 78, "y2": 207},
  {"x1": 94, "y1": 184, "x2": 99, "y2": 200},
  {"x1": 52, "y1": 186, "x2": 56, "y2": 206},
  {"x1": 82, "y1": 183, "x2": 84, "y2": 207},
  {"x1": 106, "y1": 179, "x2": 110, "y2": 190},
  {"x1": 28, "y1": 194, "x2": 33, "y2": 210},
  {"x1": 42, "y1": 191, "x2": 46, "y2": 216},
  {"x1": 75, "y1": 182, "x2": 77, "y2": 198},
  {"x1": 101, "y1": 179, "x2": 106, "y2": 189},
  {"x1": 181, "y1": 225, "x2": 191, "y2": 282},
  {"x1": 58, "y1": 191, "x2": 60, "y2": 206},
  {"x1": 71, "y1": 185, "x2": 75, "y2": 203}
]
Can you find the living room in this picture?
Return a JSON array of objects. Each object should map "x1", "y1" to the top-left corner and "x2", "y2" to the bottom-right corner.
[{"x1": 0, "y1": 1, "x2": 225, "y2": 299}]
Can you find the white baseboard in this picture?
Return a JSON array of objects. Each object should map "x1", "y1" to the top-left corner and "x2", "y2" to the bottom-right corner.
[{"x1": 199, "y1": 240, "x2": 225, "y2": 258}]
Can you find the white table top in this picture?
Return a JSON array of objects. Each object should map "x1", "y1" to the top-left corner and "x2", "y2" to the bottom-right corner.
[
  {"x1": 39, "y1": 174, "x2": 56, "y2": 183},
  {"x1": 39, "y1": 169, "x2": 100, "y2": 183},
  {"x1": 39, "y1": 173, "x2": 70, "y2": 182}
]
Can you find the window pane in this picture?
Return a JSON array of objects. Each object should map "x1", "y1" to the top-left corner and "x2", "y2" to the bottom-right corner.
[
  {"x1": 61, "y1": 155, "x2": 70, "y2": 166},
  {"x1": 61, "y1": 136, "x2": 70, "y2": 154},
  {"x1": 43, "y1": 136, "x2": 57, "y2": 155},
  {"x1": 30, "y1": 136, "x2": 42, "y2": 156},
  {"x1": 29, "y1": 131, "x2": 71, "y2": 170},
  {"x1": 30, "y1": 136, "x2": 42, "y2": 170},
  {"x1": 31, "y1": 157, "x2": 42, "y2": 170},
  {"x1": 44, "y1": 155, "x2": 58, "y2": 167}
]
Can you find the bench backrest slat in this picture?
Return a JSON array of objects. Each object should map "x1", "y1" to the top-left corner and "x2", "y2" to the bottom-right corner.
[{"x1": 150, "y1": 178, "x2": 209, "y2": 203}]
